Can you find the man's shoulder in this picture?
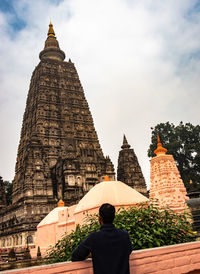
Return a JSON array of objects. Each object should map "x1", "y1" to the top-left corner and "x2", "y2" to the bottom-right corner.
[
  {"x1": 88, "y1": 225, "x2": 130, "y2": 238},
  {"x1": 115, "y1": 228, "x2": 130, "y2": 237},
  {"x1": 116, "y1": 228, "x2": 129, "y2": 233},
  {"x1": 87, "y1": 231, "x2": 99, "y2": 238},
  {"x1": 100, "y1": 225, "x2": 130, "y2": 237}
]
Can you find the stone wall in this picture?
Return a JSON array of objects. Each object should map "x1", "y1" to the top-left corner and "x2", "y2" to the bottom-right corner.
[{"x1": 4, "y1": 241, "x2": 200, "y2": 274}]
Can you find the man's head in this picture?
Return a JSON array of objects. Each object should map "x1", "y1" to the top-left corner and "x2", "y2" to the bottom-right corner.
[{"x1": 99, "y1": 203, "x2": 115, "y2": 224}]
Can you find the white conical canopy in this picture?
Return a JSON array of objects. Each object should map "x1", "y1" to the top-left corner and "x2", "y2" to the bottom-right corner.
[
  {"x1": 74, "y1": 180, "x2": 148, "y2": 214},
  {"x1": 37, "y1": 206, "x2": 68, "y2": 228}
]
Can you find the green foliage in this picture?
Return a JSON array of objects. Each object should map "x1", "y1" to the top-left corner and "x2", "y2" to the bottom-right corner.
[
  {"x1": 0, "y1": 175, "x2": 13, "y2": 205},
  {"x1": 44, "y1": 204, "x2": 195, "y2": 264},
  {"x1": 114, "y1": 204, "x2": 194, "y2": 249},
  {"x1": 4, "y1": 180, "x2": 13, "y2": 205},
  {"x1": 148, "y1": 122, "x2": 200, "y2": 191}
]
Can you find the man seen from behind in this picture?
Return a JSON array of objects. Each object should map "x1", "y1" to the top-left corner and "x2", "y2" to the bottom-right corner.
[{"x1": 71, "y1": 203, "x2": 133, "y2": 274}]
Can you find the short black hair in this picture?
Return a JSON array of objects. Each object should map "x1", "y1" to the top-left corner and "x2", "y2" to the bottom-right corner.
[{"x1": 99, "y1": 203, "x2": 115, "y2": 224}]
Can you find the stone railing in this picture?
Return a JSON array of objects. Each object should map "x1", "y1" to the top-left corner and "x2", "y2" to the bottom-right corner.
[{"x1": 3, "y1": 241, "x2": 200, "y2": 274}]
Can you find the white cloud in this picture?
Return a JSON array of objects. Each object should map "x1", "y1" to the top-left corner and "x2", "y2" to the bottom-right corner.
[{"x1": 0, "y1": 0, "x2": 200, "y2": 189}]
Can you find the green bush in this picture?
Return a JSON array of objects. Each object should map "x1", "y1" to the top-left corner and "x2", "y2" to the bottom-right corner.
[{"x1": 44, "y1": 204, "x2": 195, "y2": 264}]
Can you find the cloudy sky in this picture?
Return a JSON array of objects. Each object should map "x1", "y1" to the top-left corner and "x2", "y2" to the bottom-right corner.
[{"x1": 0, "y1": 0, "x2": 200, "y2": 188}]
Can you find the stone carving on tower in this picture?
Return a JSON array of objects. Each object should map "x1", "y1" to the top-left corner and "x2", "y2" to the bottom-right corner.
[
  {"x1": 0, "y1": 22, "x2": 115, "y2": 248},
  {"x1": 117, "y1": 135, "x2": 147, "y2": 195}
]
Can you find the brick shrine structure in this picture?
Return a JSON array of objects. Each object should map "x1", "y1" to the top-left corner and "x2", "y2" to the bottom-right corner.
[{"x1": 149, "y1": 135, "x2": 188, "y2": 212}]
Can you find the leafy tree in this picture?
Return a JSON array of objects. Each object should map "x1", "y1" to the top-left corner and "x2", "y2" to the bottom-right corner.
[
  {"x1": 3, "y1": 180, "x2": 13, "y2": 205},
  {"x1": 0, "y1": 176, "x2": 6, "y2": 205},
  {"x1": 148, "y1": 122, "x2": 200, "y2": 192},
  {"x1": 44, "y1": 204, "x2": 195, "y2": 264},
  {"x1": 0, "y1": 175, "x2": 13, "y2": 205}
]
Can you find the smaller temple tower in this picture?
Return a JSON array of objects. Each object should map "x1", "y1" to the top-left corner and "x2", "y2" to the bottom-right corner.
[
  {"x1": 117, "y1": 135, "x2": 147, "y2": 195},
  {"x1": 149, "y1": 135, "x2": 188, "y2": 213}
]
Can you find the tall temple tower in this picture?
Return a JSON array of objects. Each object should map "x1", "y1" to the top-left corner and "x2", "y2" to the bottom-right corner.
[
  {"x1": 117, "y1": 135, "x2": 147, "y2": 195},
  {"x1": 0, "y1": 23, "x2": 115, "y2": 247}
]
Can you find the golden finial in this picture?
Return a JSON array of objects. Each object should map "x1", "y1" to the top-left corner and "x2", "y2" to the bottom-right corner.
[
  {"x1": 57, "y1": 199, "x2": 64, "y2": 207},
  {"x1": 104, "y1": 175, "x2": 111, "y2": 181},
  {"x1": 48, "y1": 21, "x2": 55, "y2": 37},
  {"x1": 154, "y1": 134, "x2": 167, "y2": 156},
  {"x1": 189, "y1": 180, "x2": 193, "y2": 184}
]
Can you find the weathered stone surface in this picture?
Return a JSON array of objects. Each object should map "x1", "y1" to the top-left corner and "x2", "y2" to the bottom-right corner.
[
  {"x1": 0, "y1": 23, "x2": 115, "y2": 248},
  {"x1": 117, "y1": 135, "x2": 147, "y2": 196}
]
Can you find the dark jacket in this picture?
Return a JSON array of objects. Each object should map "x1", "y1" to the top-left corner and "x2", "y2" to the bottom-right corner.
[{"x1": 71, "y1": 223, "x2": 133, "y2": 274}]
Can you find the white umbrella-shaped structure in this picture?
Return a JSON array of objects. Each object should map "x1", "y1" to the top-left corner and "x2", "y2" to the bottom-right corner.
[{"x1": 74, "y1": 179, "x2": 148, "y2": 214}]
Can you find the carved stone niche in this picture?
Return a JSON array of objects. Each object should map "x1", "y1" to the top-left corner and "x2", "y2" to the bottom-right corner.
[
  {"x1": 25, "y1": 189, "x2": 33, "y2": 197},
  {"x1": 76, "y1": 176, "x2": 82, "y2": 186},
  {"x1": 66, "y1": 175, "x2": 75, "y2": 186},
  {"x1": 49, "y1": 159, "x2": 57, "y2": 167},
  {"x1": 35, "y1": 159, "x2": 43, "y2": 170},
  {"x1": 34, "y1": 172, "x2": 44, "y2": 180},
  {"x1": 83, "y1": 182, "x2": 88, "y2": 192}
]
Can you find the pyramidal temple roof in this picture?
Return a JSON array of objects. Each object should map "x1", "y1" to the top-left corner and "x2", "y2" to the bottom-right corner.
[{"x1": 121, "y1": 134, "x2": 130, "y2": 149}]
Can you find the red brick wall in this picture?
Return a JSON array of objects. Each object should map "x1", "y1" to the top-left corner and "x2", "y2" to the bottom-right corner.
[
  {"x1": 5, "y1": 241, "x2": 200, "y2": 274},
  {"x1": 130, "y1": 241, "x2": 200, "y2": 274}
]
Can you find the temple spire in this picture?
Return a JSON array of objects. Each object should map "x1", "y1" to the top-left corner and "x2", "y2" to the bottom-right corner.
[
  {"x1": 154, "y1": 135, "x2": 167, "y2": 156},
  {"x1": 39, "y1": 22, "x2": 65, "y2": 61},
  {"x1": 48, "y1": 21, "x2": 55, "y2": 37},
  {"x1": 117, "y1": 135, "x2": 147, "y2": 195},
  {"x1": 121, "y1": 134, "x2": 130, "y2": 149}
]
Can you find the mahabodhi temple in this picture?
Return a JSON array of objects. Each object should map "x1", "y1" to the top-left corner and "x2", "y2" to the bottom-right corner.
[{"x1": 0, "y1": 23, "x2": 147, "y2": 248}]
